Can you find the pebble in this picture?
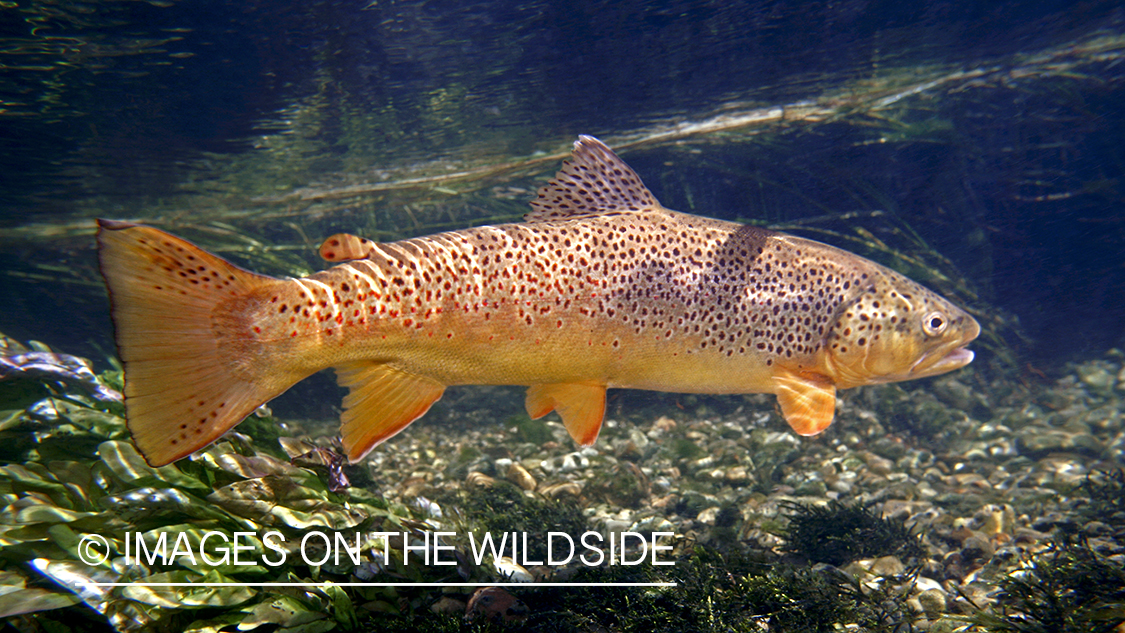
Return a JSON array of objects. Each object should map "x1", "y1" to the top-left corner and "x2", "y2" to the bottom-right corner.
[
  {"x1": 1078, "y1": 364, "x2": 1115, "y2": 396},
  {"x1": 559, "y1": 452, "x2": 589, "y2": 472},
  {"x1": 493, "y1": 556, "x2": 534, "y2": 582},
  {"x1": 697, "y1": 506, "x2": 720, "y2": 525},
  {"x1": 629, "y1": 515, "x2": 676, "y2": 536},
  {"x1": 431, "y1": 597, "x2": 466, "y2": 615},
  {"x1": 869, "y1": 555, "x2": 905, "y2": 576},
  {"x1": 465, "y1": 472, "x2": 495, "y2": 487},
  {"x1": 466, "y1": 587, "x2": 528, "y2": 623},
  {"x1": 917, "y1": 588, "x2": 946, "y2": 619},
  {"x1": 505, "y1": 462, "x2": 537, "y2": 491},
  {"x1": 539, "y1": 482, "x2": 582, "y2": 499}
]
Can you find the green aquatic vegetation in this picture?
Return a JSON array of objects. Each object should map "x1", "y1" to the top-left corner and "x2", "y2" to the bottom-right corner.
[
  {"x1": 355, "y1": 613, "x2": 507, "y2": 633},
  {"x1": 962, "y1": 536, "x2": 1125, "y2": 633},
  {"x1": 782, "y1": 500, "x2": 927, "y2": 568},
  {"x1": 663, "y1": 437, "x2": 706, "y2": 462},
  {"x1": 737, "y1": 567, "x2": 858, "y2": 633},
  {"x1": 506, "y1": 545, "x2": 917, "y2": 633},
  {"x1": 509, "y1": 415, "x2": 554, "y2": 446},
  {"x1": 1075, "y1": 468, "x2": 1125, "y2": 533},
  {"x1": 734, "y1": 565, "x2": 919, "y2": 633},
  {"x1": 444, "y1": 481, "x2": 588, "y2": 564},
  {"x1": 0, "y1": 343, "x2": 465, "y2": 632}
]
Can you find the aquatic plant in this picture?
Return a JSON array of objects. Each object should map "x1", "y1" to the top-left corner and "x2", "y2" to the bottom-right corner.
[
  {"x1": 507, "y1": 545, "x2": 920, "y2": 633},
  {"x1": 1075, "y1": 468, "x2": 1125, "y2": 533},
  {"x1": 781, "y1": 500, "x2": 927, "y2": 568},
  {"x1": 735, "y1": 564, "x2": 921, "y2": 633},
  {"x1": 0, "y1": 334, "x2": 464, "y2": 632},
  {"x1": 961, "y1": 535, "x2": 1125, "y2": 633},
  {"x1": 442, "y1": 480, "x2": 588, "y2": 564},
  {"x1": 508, "y1": 415, "x2": 554, "y2": 446}
]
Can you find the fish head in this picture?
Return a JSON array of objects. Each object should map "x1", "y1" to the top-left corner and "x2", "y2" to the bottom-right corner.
[{"x1": 823, "y1": 270, "x2": 980, "y2": 389}]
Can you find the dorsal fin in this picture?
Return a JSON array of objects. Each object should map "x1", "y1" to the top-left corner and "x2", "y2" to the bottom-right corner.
[
  {"x1": 525, "y1": 135, "x2": 661, "y2": 222},
  {"x1": 319, "y1": 233, "x2": 376, "y2": 262}
]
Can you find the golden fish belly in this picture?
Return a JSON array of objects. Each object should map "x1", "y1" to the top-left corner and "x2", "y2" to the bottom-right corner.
[{"x1": 333, "y1": 305, "x2": 783, "y2": 394}]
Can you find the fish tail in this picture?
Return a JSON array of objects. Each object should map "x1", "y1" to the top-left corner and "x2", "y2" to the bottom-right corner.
[{"x1": 96, "y1": 219, "x2": 300, "y2": 466}]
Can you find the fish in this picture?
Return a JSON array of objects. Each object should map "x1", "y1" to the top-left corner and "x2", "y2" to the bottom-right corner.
[{"x1": 96, "y1": 136, "x2": 980, "y2": 467}]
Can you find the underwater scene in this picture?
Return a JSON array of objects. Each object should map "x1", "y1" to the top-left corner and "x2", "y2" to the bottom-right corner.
[{"x1": 2, "y1": 1, "x2": 1125, "y2": 631}]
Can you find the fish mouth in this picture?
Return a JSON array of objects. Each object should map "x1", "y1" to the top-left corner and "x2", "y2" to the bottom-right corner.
[{"x1": 911, "y1": 346, "x2": 975, "y2": 378}]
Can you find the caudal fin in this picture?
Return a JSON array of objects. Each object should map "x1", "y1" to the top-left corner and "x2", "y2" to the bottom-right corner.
[{"x1": 96, "y1": 219, "x2": 300, "y2": 466}]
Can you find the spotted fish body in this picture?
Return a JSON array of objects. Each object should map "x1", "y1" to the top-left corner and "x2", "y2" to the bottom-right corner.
[{"x1": 97, "y1": 137, "x2": 979, "y2": 466}]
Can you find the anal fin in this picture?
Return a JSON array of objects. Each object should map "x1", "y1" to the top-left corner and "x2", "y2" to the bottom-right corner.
[
  {"x1": 335, "y1": 362, "x2": 445, "y2": 462},
  {"x1": 773, "y1": 371, "x2": 837, "y2": 436},
  {"x1": 525, "y1": 383, "x2": 607, "y2": 446}
]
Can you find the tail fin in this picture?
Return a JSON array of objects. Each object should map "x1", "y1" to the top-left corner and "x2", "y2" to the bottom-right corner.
[{"x1": 96, "y1": 220, "x2": 300, "y2": 466}]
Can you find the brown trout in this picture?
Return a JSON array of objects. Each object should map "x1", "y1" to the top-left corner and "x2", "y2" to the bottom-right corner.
[{"x1": 97, "y1": 136, "x2": 980, "y2": 466}]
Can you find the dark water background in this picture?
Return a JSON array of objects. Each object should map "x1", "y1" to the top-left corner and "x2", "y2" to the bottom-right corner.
[{"x1": 2, "y1": 0, "x2": 1124, "y2": 380}]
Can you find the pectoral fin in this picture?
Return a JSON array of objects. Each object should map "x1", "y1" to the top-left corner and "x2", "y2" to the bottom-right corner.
[
  {"x1": 525, "y1": 383, "x2": 607, "y2": 446},
  {"x1": 335, "y1": 362, "x2": 445, "y2": 462},
  {"x1": 773, "y1": 371, "x2": 837, "y2": 436}
]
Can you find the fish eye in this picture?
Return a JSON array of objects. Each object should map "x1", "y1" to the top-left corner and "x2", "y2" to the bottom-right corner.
[{"x1": 922, "y1": 311, "x2": 947, "y2": 336}]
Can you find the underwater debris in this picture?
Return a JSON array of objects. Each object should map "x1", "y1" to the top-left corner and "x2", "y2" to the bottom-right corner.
[{"x1": 283, "y1": 439, "x2": 354, "y2": 492}]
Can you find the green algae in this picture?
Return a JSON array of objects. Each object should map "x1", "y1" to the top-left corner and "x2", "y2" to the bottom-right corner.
[
  {"x1": 962, "y1": 535, "x2": 1125, "y2": 633},
  {"x1": 1076, "y1": 469, "x2": 1125, "y2": 533},
  {"x1": 782, "y1": 499, "x2": 927, "y2": 568},
  {"x1": 441, "y1": 480, "x2": 588, "y2": 565},
  {"x1": 508, "y1": 415, "x2": 553, "y2": 447}
]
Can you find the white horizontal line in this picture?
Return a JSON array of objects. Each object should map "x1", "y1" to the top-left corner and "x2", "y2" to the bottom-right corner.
[{"x1": 92, "y1": 582, "x2": 677, "y2": 588}]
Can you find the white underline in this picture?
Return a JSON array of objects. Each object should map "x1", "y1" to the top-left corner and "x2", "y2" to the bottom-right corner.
[{"x1": 91, "y1": 582, "x2": 677, "y2": 588}]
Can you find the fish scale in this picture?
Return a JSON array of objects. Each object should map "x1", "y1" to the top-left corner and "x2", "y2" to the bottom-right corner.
[
  {"x1": 274, "y1": 215, "x2": 877, "y2": 388},
  {"x1": 97, "y1": 135, "x2": 980, "y2": 466}
]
